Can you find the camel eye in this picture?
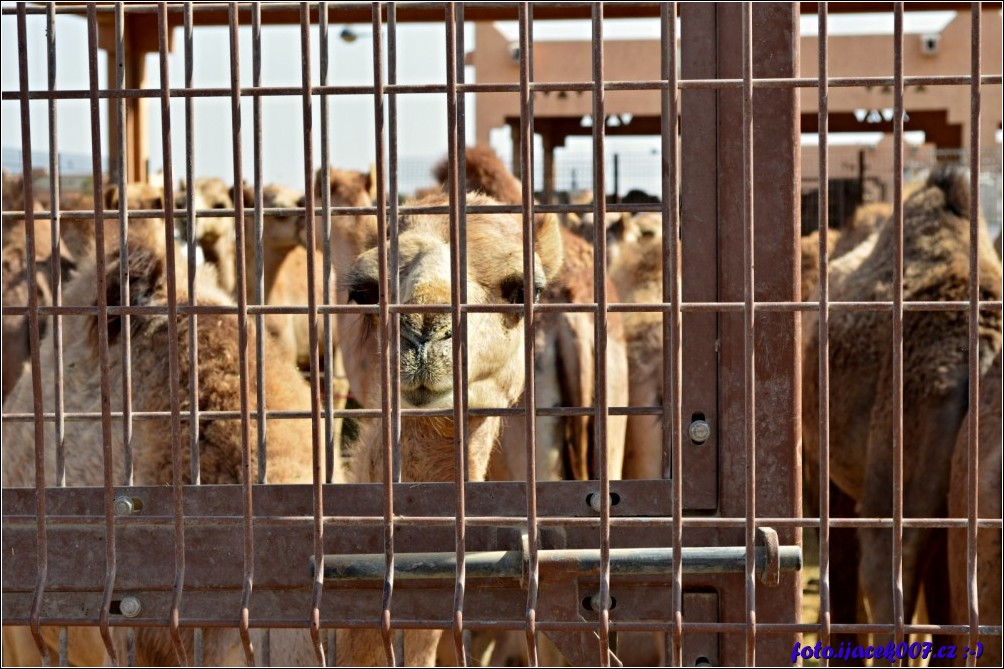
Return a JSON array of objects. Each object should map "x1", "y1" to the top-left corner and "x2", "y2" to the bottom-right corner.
[
  {"x1": 500, "y1": 276, "x2": 542, "y2": 305},
  {"x1": 348, "y1": 280, "x2": 379, "y2": 305}
]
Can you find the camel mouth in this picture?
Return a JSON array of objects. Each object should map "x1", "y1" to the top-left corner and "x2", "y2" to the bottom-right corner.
[{"x1": 401, "y1": 386, "x2": 453, "y2": 408}]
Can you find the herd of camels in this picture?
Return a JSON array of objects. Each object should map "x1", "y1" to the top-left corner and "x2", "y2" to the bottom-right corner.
[{"x1": 2, "y1": 144, "x2": 1001, "y2": 665}]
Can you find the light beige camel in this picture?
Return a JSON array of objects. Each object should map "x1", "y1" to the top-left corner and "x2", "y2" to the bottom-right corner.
[
  {"x1": 947, "y1": 351, "x2": 1002, "y2": 667},
  {"x1": 2, "y1": 230, "x2": 333, "y2": 666},
  {"x1": 177, "y1": 176, "x2": 237, "y2": 295},
  {"x1": 325, "y1": 189, "x2": 563, "y2": 666},
  {"x1": 235, "y1": 181, "x2": 319, "y2": 366},
  {"x1": 430, "y1": 146, "x2": 629, "y2": 484},
  {"x1": 802, "y1": 168, "x2": 1004, "y2": 649}
]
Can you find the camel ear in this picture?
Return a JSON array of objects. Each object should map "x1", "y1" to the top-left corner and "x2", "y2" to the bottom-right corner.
[
  {"x1": 104, "y1": 184, "x2": 120, "y2": 210},
  {"x1": 533, "y1": 212, "x2": 564, "y2": 283},
  {"x1": 95, "y1": 241, "x2": 167, "y2": 348}
]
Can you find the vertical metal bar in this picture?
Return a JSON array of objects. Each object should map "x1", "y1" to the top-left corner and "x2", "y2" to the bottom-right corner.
[
  {"x1": 113, "y1": 4, "x2": 139, "y2": 659},
  {"x1": 740, "y1": 2, "x2": 757, "y2": 664},
  {"x1": 891, "y1": 4, "x2": 906, "y2": 659},
  {"x1": 386, "y1": 2, "x2": 402, "y2": 487},
  {"x1": 319, "y1": 1, "x2": 335, "y2": 490},
  {"x1": 590, "y1": 4, "x2": 612, "y2": 665},
  {"x1": 114, "y1": 1, "x2": 134, "y2": 491},
  {"x1": 85, "y1": 2, "x2": 120, "y2": 662},
  {"x1": 444, "y1": 3, "x2": 469, "y2": 664},
  {"x1": 966, "y1": 3, "x2": 982, "y2": 664},
  {"x1": 367, "y1": 3, "x2": 396, "y2": 665},
  {"x1": 46, "y1": 1, "x2": 66, "y2": 492},
  {"x1": 17, "y1": 3, "x2": 51, "y2": 663},
  {"x1": 223, "y1": 2, "x2": 255, "y2": 663},
  {"x1": 249, "y1": 4, "x2": 268, "y2": 661},
  {"x1": 516, "y1": 3, "x2": 540, "y2": 664},
  {"x1": 183, "y1": 0, "x2": 201, "y2": 488},
  {"x1": 816, "y1": 3, "x2": 833, "y2": 666},
  {"x1": 154, "y1": 2, "x2": 188, "y2": 663},
  {"x1": 298, "y1": 4, "x2": 327, "y2": 665},
  {"x1": 252, "y1": 2, "x2": 267, "y2": 487},
  {"x1": 659, "y1": 3, "x2": 683, "y2": 666}
]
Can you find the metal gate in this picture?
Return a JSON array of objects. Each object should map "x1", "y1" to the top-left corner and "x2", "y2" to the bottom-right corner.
[{"x1": 3, "y1": 2, "x2": 1001, "y2": 667}]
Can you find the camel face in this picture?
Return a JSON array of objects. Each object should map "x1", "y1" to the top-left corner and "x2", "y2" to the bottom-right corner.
[{"x1": 342, "y1": 193, "x2": 562, "y2": 410}]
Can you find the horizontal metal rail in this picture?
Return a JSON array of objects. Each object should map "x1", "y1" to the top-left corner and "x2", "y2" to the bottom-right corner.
[{"x1": 317, "y1": 545, "x2": 802, "y2": 582}]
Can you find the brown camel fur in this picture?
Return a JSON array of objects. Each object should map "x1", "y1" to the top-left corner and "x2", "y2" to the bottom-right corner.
[
  {"x1": 432, "y1": 146, "x2": 629, "y2": 484},
  {"x1": 802, "y1": 168, "x2": 1004, "y2": 649},
  {"x1": 2, "y1": 232, "x2": 333, "y2": 666},
  {"x1": 328, "y1": 190, "x2": 563, "y2": 666},
  {"x1": 947, "y1": 352, "x2": 1002, "y2": 666}
]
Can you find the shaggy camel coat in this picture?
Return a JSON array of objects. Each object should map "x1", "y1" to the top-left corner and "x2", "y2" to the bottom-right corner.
[
  {"x1": 802, "y1": 169, "x2": 1004, "y2": 648},
  {"x1": 2, "y1": 233, "x2": 332, "y2": 666}
]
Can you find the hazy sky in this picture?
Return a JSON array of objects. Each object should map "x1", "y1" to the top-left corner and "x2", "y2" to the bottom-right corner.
[{"x1": 1, "y1": 9, "x2": 961, "y2": 195}]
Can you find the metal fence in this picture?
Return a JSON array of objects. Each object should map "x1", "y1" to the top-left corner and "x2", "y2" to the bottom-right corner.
[{"x1": 1, "y1": 2, "x2": 1001, "y2": 668}]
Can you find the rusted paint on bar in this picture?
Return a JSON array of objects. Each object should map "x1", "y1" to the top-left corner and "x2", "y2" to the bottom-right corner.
[
  {"x1": 15, "y1": 3, "x2": 51, "y2": 663},
  {"x1": 816, "y1": 3, "x2": 832, "y2": 665},
  {"x1": 443, "y1": 2, "x2": 471, "y2": 665},
  {"x1": 659, "y1": 2, "x2": 685, "y2": 665},
  {"x1": 740, "y1": 3, "x2": 757, "y2": 663},
  {"x1": 223, "y1": 2, "x2": 257, "y2": 663},
  {"x1": 966, "y1": 4, "x2": 982, "y2": 665},
  {"x1": 589, "y1": 4, "x2": 613, "y2": 665},
  {"x1": 892, "y1": 3, "x2": 906, "y2": 659},
  {"x1": 515, "y1": 3, "x2": 542, "y2": 665}
]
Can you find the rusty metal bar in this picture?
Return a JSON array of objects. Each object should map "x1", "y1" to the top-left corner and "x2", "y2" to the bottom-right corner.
[
  {"x1": 45, "y1": 1, "x2": 66, "y2": 492},
  {"x1": 318, "y1": 0, "x2": 336, "y2": 494},
  {"x1": 816, "y1": 3, "x2": 833, "y2": 666},
  {"x1": 387, "y1": 1, "x2": 403, "y2": 487},
  {"x1": 293, "y1": 2, "x2": 329, "y2": 664},
  {"x1": 741, "y1": 2, "x2": 757, "y2": 664},
  {"x1": 5, "y1": 298, "x2": 1002, "y2": 319},
  {"x1": 516, "y1": 2, "x2": 541, "y2": 665},
  {"x1": 46, "y1": 1, "x2": 72, "y2": 661},
  {"x1": 7, "y1": 74, "x2": 1004, "y2": 104},
  {"x1": 365, "y1": 2, "x2": 397, "y2": 664},
  {"x1": 658, "y1": 2, "x2": 684, "y2": 666},
  {"x1": 317, "y1": 545, "x2": 803, "y2": 582},
  {"x1": 589, "y1": 4, "x2": 613, "y2": 665},
  {"x1": 891, "y1": 3, "x2": 906, "y2": 658},
  {"x1": 2, "y1": 1, "x2": 997, "y2": 17},
  {"x1": 443, "y1": 2, "x2": 471, "y2": 665},
  {"x1": 182, "y1": 1, "x2": 201, "y2": 488},
  {"x1": 15, "y1": 3, "x2": 51, "y2": 662},
  {"x1": 85, "y1": 2, "x2": 121, "y2": 662},
  {"x1": 966, "y1": 4, "x2": 982, "y2": 664},
  {"x1": 223, "y1": 2, "x2": 257, "y2": 663},
  {"x1": 251, "y1": 2, "x2": 267, "y2": 488},
  {"x1": 153, "y1": 1, "x2": 190, "y2": 662}
]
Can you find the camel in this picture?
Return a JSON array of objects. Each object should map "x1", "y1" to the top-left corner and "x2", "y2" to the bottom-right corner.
[
  {"x1": 947, "y1": 351, "x2": 1002, "y2": 666},
  {"x1": 2, "y1": 182, "x2": 164, "y2": 403},
  {"x1": 234, "y1": 182, "x2": 318, "y2": 364},
  {"x1": 430, "y1": 146, "x2": 629, "y2": 484},
  {"x1": 2, "y1": 230, "x2": 333, "y2": 666},
  {"x1": 321, "y1": 188, "x2": 564, "y2": 665},
  {"x1": 177, "y1": 176, "x2": 237, "y2": 295},
  {"x1": 801, "y1": 168, "x2": 1004, "y2": 650}
]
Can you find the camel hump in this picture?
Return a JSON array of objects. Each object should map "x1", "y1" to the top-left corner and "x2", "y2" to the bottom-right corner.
[{"x1": 925, "y1": 165, "x2": 970, "y2": 218}]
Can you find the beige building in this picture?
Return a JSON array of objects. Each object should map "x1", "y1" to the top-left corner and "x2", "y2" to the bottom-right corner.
[{"x1": 469, "y1": 8, "x2": 1003, "y2": 203}]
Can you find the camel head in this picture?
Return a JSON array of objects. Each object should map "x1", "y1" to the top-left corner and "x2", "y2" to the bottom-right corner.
[
  {"x1": 175, "y1": 177, "x2": 234, "y2": 248},
  {"x1": 341, "y1": 191, "x2": 563, "y2": 410},
  {"x1": 236, "y1": 182, "x2": 304, "y2": 251},
  {"x1": 308, "y1": 167, "x2": 376, "y2": 274}
]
